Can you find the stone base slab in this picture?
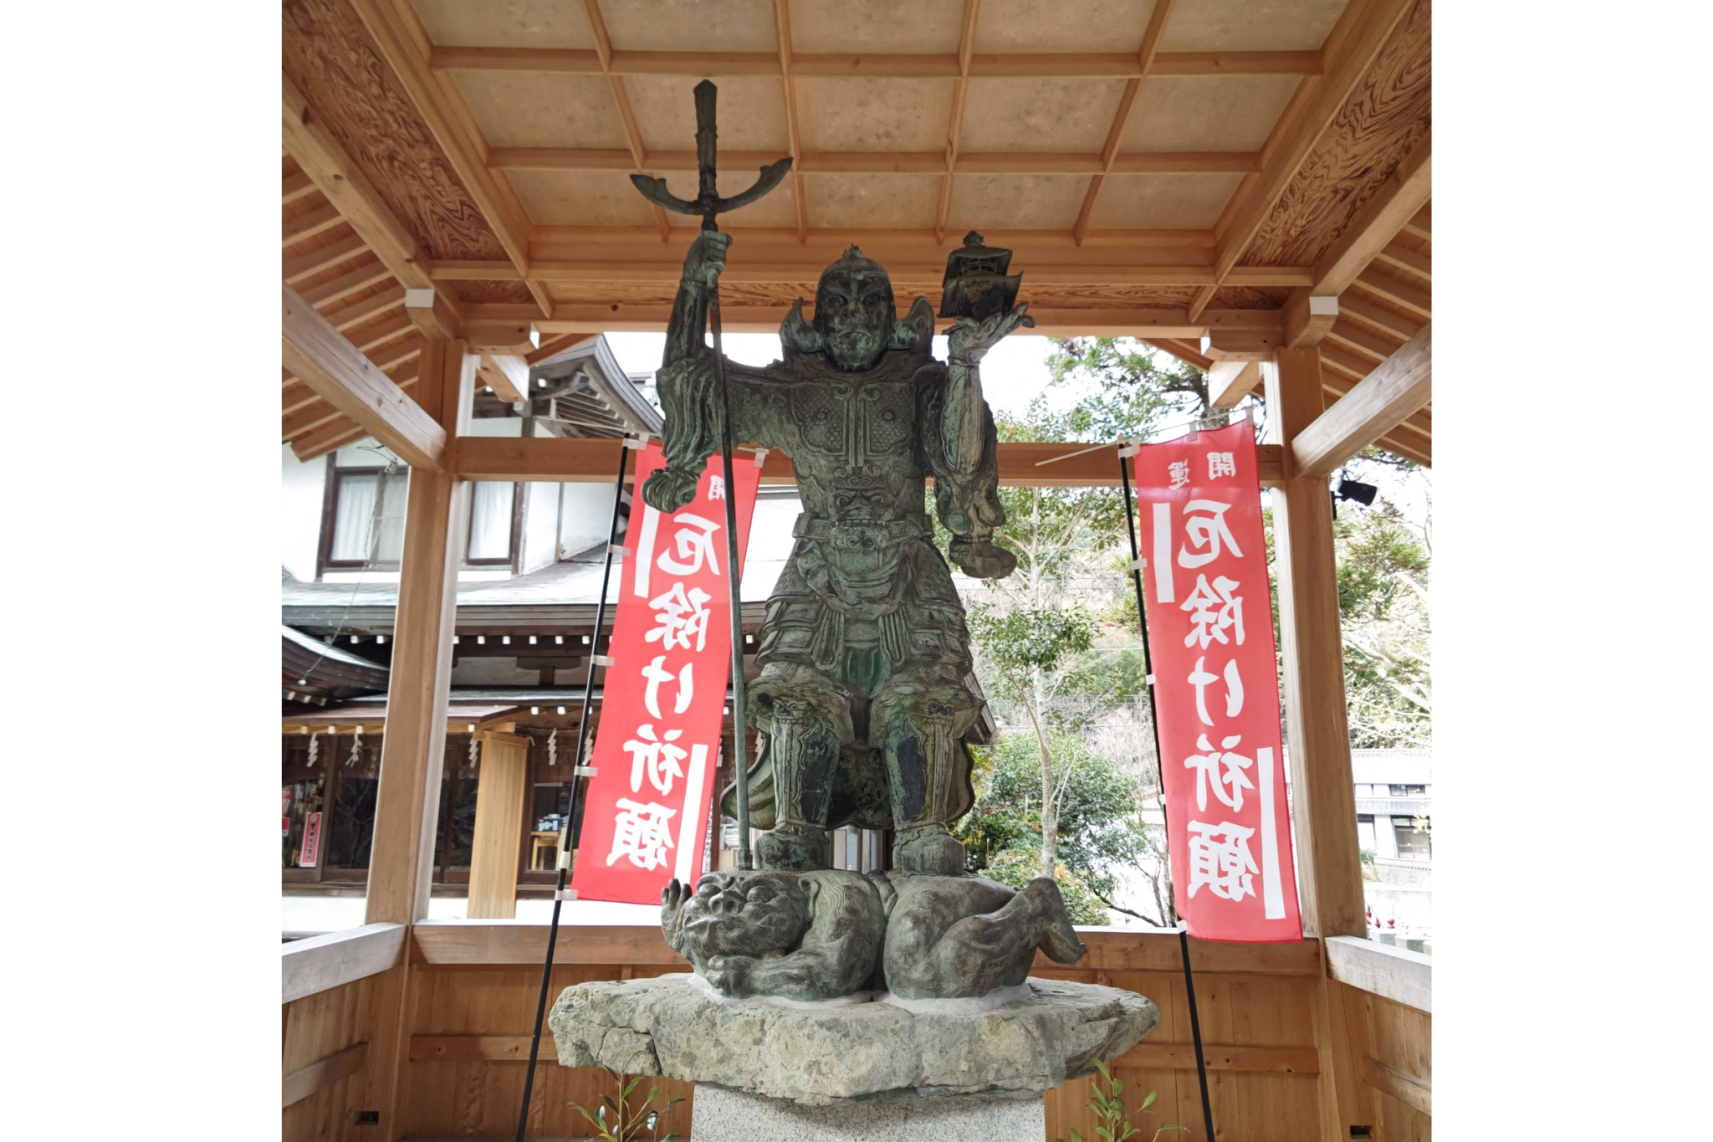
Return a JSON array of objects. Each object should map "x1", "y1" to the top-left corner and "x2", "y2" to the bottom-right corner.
[
  {"x1": 548, "y1": 973, "x2": 1158, "y2": 1105},
  {"x1": 691, "y1": 1085, "x2": 1045, "y2": 1142}
]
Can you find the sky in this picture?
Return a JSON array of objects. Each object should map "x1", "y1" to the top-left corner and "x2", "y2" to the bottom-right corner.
[{"x1": 601, "y1": 330, "x2": 1430, "y2": 539}]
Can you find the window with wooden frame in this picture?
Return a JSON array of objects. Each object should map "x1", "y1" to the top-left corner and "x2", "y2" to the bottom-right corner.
[
  {"x1": 319, "y1": 462, "x2": 409, "y2": 574},
  {"x1": 466, "y1": 481, "x2": 523, "y2": 568}
]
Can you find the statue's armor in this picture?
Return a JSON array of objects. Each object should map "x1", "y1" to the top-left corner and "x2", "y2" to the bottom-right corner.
[{"x1": 753, "y1": 350, "x2": 971, "y2": 686}]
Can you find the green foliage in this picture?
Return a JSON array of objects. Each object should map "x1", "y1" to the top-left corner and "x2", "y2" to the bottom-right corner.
[
  {"x1": 958, "y1": 734, "x2": 1148, "y2": 917},
  {"x1": 568, "y1": 1054, "x2": 682, "y2": 1142},
  {"x1": 981, "y1": 847, "x2": 1110, "y2": 926},
  {"x1": 1056, "y1": 1057, "x2": 1185, "y2": 1142}
]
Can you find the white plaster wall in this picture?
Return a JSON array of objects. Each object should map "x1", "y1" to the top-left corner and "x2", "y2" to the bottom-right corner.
[
  {"x1": 281, "y1": 444, "x2": 328, "y2": 581},
  {"x1": 519, "y1": 482, "x2": 560, "y2": 573},
  {"x1": 558, "y1": 482, "x2": 618, "y2": 557}
]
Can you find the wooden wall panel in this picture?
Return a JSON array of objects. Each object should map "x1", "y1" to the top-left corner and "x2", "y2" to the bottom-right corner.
[
  {"x1": 282, "y1": 974, "x2": 377, "y2": 1142},
  {"x1": 1360, "y1": 983, "x2": 1432, "y2": 1140},
  {"x1": 400, "y1": 963, "x2": 693, "y2": 1140},
  {"x1": 466, "y1": 732, "x2": 531, "y2": 919}
]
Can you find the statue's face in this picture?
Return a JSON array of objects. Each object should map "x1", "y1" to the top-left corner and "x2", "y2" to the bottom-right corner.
[
  {"x1": 678, "y1": 871, "x2": 811, "y2": 960},
  {"x1": 815, "y1": 269, "x2": 892, "y2": 372}
]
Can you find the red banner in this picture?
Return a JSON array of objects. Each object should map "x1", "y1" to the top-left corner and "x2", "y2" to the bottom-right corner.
[
  {"x1": 1133, "y1": 422, "x2": 1301, "y2": 941},
  {"x1": 571, "y1": 443, "x2": 761, "y2": 904}
]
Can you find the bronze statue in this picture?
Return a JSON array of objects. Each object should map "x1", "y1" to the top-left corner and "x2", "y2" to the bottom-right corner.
[
  {"x1": 662, "y1": 869, "x2": 1087, "y2": 1004},
  {"x1": 643, "y1": 233, "x2": 1031, "y2": 875}
]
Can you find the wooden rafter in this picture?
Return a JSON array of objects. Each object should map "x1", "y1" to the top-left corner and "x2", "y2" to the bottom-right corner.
[
  {"x1": 1338, "y1": 294, "x2": 1423, "y2": 341},
  {"x1": 1309, "y1": 130, "x2": 1430, "y2": 297},
  {"x1": 283, "y1": 283, "x2": 445, "y2": 469},
  {"x1": 284, "y1": 232, "x2": 366, "y2": 284},
  {"x1": 432, "y1": 257, "x2": 1310, "y2": 287},
  {"x1": 345, "y1": 0, "x2": 555, "y2": 316},
  {"x1": 936, "y1": 0, "x2": 981, "y2": 243},
  {"x1": 1073, "y1": 0, "x2": 1177, "y2": 247},
  {"x1": 575, "y1": 0, "x2": 670, "y2": 243},
  {"x1": 1197, "y1": 0, "x2": 1417, "y2": 312},
  {"x1": 458, "y1": 300, "x2": 1283, "y2": 339},
  {"x1": 769, "y1": 0, "x2": 810, "y2": 243},
  {"x1": 427, "y1": 47, "x2": 1323, "y2": 80},
  {"x1": 1143, "y1": 338, "x2": 1214, "y2": 372}
]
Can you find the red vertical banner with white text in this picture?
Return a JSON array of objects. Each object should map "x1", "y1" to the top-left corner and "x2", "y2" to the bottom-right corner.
[
  {"x1": 1134, "y1": 422, "x2": 1301, "y2": 941},
  {"x1": 572, "y1": 443, "x2": 760, "y2": 904}
]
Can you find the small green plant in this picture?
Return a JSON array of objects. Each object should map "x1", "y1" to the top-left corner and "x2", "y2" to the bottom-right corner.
[
  {"x1": 1057, "y1": 1057, "x2": 1185, "y2": 1142},
  {"x1": 568, "y1": 1053, "x2": 682, "y2": 1142}
]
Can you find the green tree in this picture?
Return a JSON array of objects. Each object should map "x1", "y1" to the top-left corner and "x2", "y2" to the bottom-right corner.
[{"x1": 959, "y1": 735, "x2": 1149, "y2": 925}]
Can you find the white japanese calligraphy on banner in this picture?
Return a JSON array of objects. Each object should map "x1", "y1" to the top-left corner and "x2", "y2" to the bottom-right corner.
[
  {"x1": 570, "y1": 444, "x2": 761, "y2": 904},
  {"x1": 1134, "y1": 422, "x2": 1300, "y2": 941}
]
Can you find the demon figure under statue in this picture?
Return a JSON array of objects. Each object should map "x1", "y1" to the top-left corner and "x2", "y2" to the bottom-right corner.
[{"x1": 645, "y1": 231, "x2": 1028, "y2": 877}]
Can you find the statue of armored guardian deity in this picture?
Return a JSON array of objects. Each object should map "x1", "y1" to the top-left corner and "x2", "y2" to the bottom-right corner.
[{"x1": 644, "y1": 231, "x2": 1033, "y2": 876}]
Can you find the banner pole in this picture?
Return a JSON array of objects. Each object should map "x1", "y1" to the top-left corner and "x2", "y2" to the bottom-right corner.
[
  {"x1": 1117, "y1": 439, "x2": 1217, "y2": 1142},
  {"x1": 515, "y1": 436, "x2": 634, "y2": 1142}
]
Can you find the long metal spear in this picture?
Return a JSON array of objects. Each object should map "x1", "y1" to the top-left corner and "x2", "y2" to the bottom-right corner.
[{"x1": 631, "y1": 80, "x2": 791, "y2": 870}]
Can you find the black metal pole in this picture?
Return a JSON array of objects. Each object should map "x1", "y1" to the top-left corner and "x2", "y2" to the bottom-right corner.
[
  {"x1": 515, "y1": 437, "x2": 633, "y2": 1142},
  {"x1": 1117, "y1": 440, "x2": 1217, "y2": 1142},
  {"x1": 706, "y1": 284, "x2": 753, "y2": 869}
]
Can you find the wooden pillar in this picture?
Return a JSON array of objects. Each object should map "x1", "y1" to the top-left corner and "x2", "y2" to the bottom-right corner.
[
  {"x1": 466, "y1": 731, "x2": 531, "y2": 919},
  {"x1": 356, "y1": 340, "x2": 471, "y2": 1142},
  {"x1": 364, "y1": 339, "x2": 474, "y2": 925},
  {"x1": 1266, "y1": 348, "x2": 1375, "y2": 1142}
]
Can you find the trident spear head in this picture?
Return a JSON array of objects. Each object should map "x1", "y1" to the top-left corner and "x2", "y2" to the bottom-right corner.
[{"x1": 630, "y1": 80, "x2": 793, "y2": 232}]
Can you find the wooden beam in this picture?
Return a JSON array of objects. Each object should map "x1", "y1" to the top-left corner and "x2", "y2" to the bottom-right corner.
[
  {"x1": 1144, "y1": 337, "x2": 1214, "y2": 372},
  {"x1": 1284, "y1": 291, "x2": 1339, "y2": 348},
  {"x1": 281, "y1": 922, "x2": 405, "y2": 1003},
  {"x1": 1206, "y1": 360, "x2": 1263, "y2": 408},
  {"x1": 1201, "y1": 328, "x2": 1281, "y2": 361},
  {"x1": 1074, "y1": 0, "x2": 1177, "y2": 246},
  {"x1": 574, "y1": 0, "x2": 671, "y2": 242},
  {"x1": 429, "y1": 46, "x2": 1321, "y2": 79},
  {"x1": 482, "y1": 302, "x2": 1280, "y2": 338},
  {"x1": 456, "y1": 435, "x2": 1285, "y2": 488},
  {"x1": 769, "y1": 0, "x2": 809, "y2": 243},
  {"x1": 1373, "y1": 239, "x2": 1430, "y2": 279},
  {"x1": 1326, "y1": 936, "x2": 1432, "y2": 1013},
  {"x1": 1293, "y1": 324, "x2": 1430, "y2": 479},
  {"x1": 439, "y1": 256, "x2": 1306, "y2": 287},
  {"x1": 282, "y1": 75, "x2": 432, "y2": 291},
  {"x1": 1361, "y1": 1054, "x2": 1432, "y2": 1117},
  {"x1": 282, "y1": 1042, "x2": 369, "y2": 1109},
  {"x1": 281, "y1": 283, "x2": 446, "y2": 470},
  {"x1": 1312, "y1": 131, "x2": 1431, "y2": 295},
  {"x1": 297, "y1": 259, "x2": 393, "y2": 309},
  {"x1": 934, "y1": 0, "x2": 981, "y2": 243},
  {"x1": 1212, "y1": 0, "x2": 1416, "y2": 281},
  {"x1": 363, "y1": 342, "x2": 474, "y2": 925},
  {"x1": 347, "y1": 0, "x2": 555, "y2": 315},
  {"x1": 283, "y1": 203, "x2": 345, "y2": 247},
  {"x1": 478, "y1": 353, "x2": 531, "y2": 403}
]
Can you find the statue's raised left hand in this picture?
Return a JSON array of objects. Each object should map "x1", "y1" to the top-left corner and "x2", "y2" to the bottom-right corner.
[{"x1": 947, "y1": 303, "x2": 1034, "y2": 366}]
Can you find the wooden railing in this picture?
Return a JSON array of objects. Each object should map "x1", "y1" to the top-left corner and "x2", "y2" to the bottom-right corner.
[{"x1": 283, "y1": 923, "x2": 1429, "y2": 1140}]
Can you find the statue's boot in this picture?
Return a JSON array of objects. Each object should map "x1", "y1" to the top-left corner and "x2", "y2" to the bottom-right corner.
[
  {"x1": 753, "y1": 711, "x2": 838, "y2": 871},
  {"x1": 884, "y1": 708, "x2": 965, "y2": 875}
]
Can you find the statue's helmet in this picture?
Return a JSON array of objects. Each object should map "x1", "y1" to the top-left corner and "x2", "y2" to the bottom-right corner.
[{"x1": 813, "y1": 246, "x2": 895, "y2": 371}]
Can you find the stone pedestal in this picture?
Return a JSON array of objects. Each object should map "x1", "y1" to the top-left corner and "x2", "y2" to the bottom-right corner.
[
  {"x1": 548, "y1": 973, "x2": 1157, "y2": 1114},
  {"x1": 691, "y1": 1085, "x2": 1045, "y2": 1142}
]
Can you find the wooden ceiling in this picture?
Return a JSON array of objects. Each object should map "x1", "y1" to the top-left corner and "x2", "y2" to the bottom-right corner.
[{"x1": 283, "y1": 0, "x2": 1430, "y2": 465}]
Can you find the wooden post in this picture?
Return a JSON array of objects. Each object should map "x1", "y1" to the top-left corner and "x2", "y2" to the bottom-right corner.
[
  {"x1": 356, "y1": 339, "x2": 472, "y2": 1142},
  {"x1": 1265, "y1": 347, "x2": 1375, "y2": 1142},
  {"x1": 466, "y1": 731, "x2": 531, "y2": 919},
  {"x1": 364, "y1": 339, "x2": 474, "y2": 925}
]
